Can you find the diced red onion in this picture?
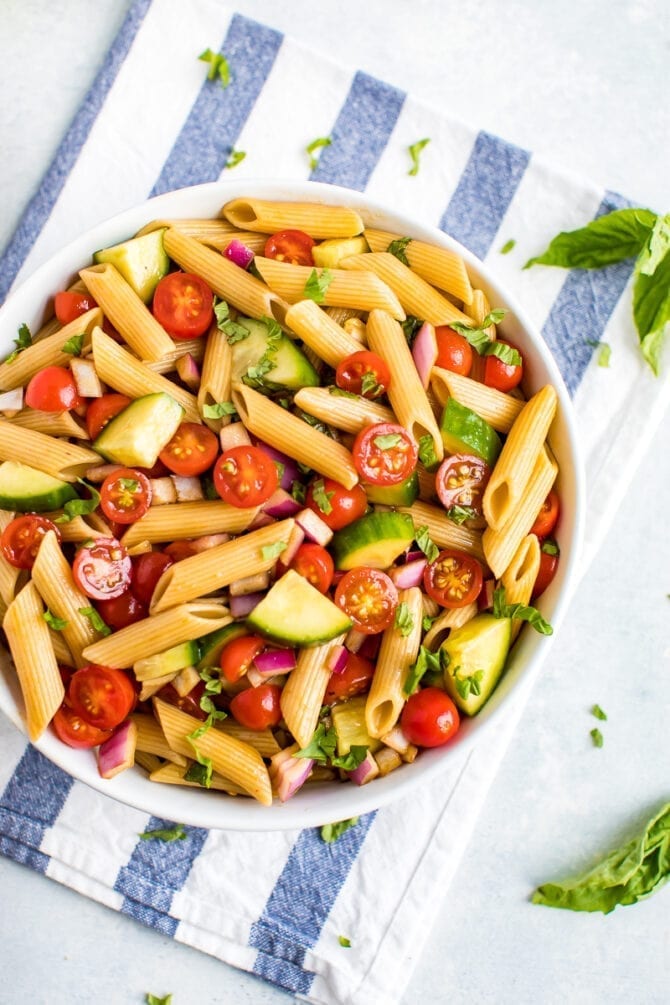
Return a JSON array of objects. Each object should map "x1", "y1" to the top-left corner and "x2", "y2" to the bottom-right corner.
[
  {"x1": 345, "y1": 628, "x2": 367, "y2": 653},
  {"x1": 253, "y1": 440, "x2": 300, "y2": 490},
  {"x1": 279, "y1": 523, "x2": 305, "y2": 566},
  {"x1": 223, "y1": 238, "x2": 255, "y2": 270},
  {"x1": 229, "y1": 591, "x2": 265, "y2": 618},
  {"x1": 358, "y1": 633, "x2": 382, "y2": 660},
  {"x1": 478, "y1": 578, "x2": 496, "y2": 611},
  {"x1": 380, "y1": 724, "x2": 412, "y2": 755},
  {"x1": 412, "y1": 322, "x2": 438, "y2": 388},
  {"x1": 262, "y1": 488, "x2": 303, "y2": 518},
  {"x1": 348, "y1": 750, "x2": 379, "y2": 786},
  {"x1": 98, "y1": 719, "x2": 137, "y2": 779},
  {"x1": 405, "y1": 548, "x2": 425, "y2": 564},
  {"x1": 327, "y1": 645, "x2": 348, "y2": 674},
  {"x1": 85, "y1": 463, "x2": 124, "y2": 483},
  {"x1": 175, "y1": 352, "x2": 201, "y2": 390},
  {"x1": 254, "y1": 648, "x2": 297, "y2": 675},
  {"x1": 389, "y1": 557, "x2": 427, "y2": 589},
  {"x1": 248, "y1": 510, "x2": 276, "y2": 530},
  {"x1": 0, "y1": 388, "x2": 24, "y2": 412},
  {"x1": 220, "y1": 421, "x2": 251, "y2": 450},
  {"x1": 70, "y1": 357, "x2": 103, "y2": 398},
  {"x1": 269, "y1": 745, "x2": 313, "y2": 802},
  {"x1": 295, "y1": 507, "x2": 333, "y2": 546}
]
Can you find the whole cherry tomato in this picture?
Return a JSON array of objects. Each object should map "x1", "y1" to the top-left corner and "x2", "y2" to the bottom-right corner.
[
  {"x1": 530, "y1": 490, "x2": 560, "y2": 539},
  {"x1": 434, "y1": 327, "x2": 473, "y2": 375},
  {"x1": 483, "y1": 341, "x2": 523, "y2": 391},
  {"x1": 305, "y1": 477, "x2": 367, "y2": 531},
  {"x1": 230, "y1": 683, "x2": 282, "y2": 730},
  {"x1": 131, "y1": 551, "x2": 173, "y2": 606},
  {"x1": 54, "y1": 291, "x2": 98, "y2": 325},
  {"x1": 219, "y1": 634, "x2": 266, "y2": 684},
  {"x1": 400, "y1": 687, "x2": 460, "y2": 747},
  {"x1": 25, "y1": 366, "x2": 82, "y2": 412},
  {"x1": 324, "y1": 652, "x2": 375, "y2": 703}
]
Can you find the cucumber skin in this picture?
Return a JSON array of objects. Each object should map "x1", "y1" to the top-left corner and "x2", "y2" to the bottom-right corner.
[
  {"x1": 197, "y1": 623, "x2": 247, "y2": 669},
  {"x1": 441, "y1": 613, "x2": 512, "y2": 715},
  {"x1": 93, "y1": 229, "x2": 169, "y2": 302},
  {"x1": 93, "y1": 392, "x2": 184, "y2": 467},
  {"x1": 331, "y1": 511, "x2": 416, "y2": 571},
  {"x1": 363, "y1": 470, "x2": 419, "y2": 506},
  {"x1": 440, "y1": 398, "x2": 502, "y2": 467},
  {"x1": 0, "y1": 461, "x2": 78, "y2": 512}
]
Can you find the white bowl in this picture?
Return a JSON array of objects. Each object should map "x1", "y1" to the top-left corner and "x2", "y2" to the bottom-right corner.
[{"x1": 0, "y1": 180, "x2": 585, "y2": 831}]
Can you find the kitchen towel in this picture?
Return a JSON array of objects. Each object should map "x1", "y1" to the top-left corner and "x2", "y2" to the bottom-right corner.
[{"x1": 0, "y1": 2, "x2": 668, "y2": 1004}]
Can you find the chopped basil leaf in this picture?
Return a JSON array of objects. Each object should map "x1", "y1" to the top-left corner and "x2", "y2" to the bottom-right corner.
[
  {"x1": 541, "y1": 538, "x2": 559, "y2": 556},
  {"x1": 184, "y1": 761, "x2": 212, "y2": 787},
  {"x1": 320, "y1": 816, "x2": 360, "y2": 843},
  {"x1": 43, "y1": 610, "x2": 68, "y2": 631},
  {"x1": 199, "y1": 694, "x2": 228, "y2": 719},
  {"x1": 338, "y1": 935, "x2": 352, "y2": 948},
  {"x1": 407, "y1": 137, "x2": 430, "y2": 176},
  {"x1": 186, "y1": 723, "x2": 214, "y2": 787},
  {"x1": 203, "y1": 400, "x2": 237, "y2": 419},
  {"x1": 328, "y1": 385, "x2": 358, "y2": 400},
  {"x1": 492, "y1": 586, "x2": 553, "y2": 635},
  {"x1": 500, "y1": 239, "x2": 516, "y2": 255},
  {"x1": 145, "y1": 993, "x2": 173, "y2": 1005},
  {"x1": 414, "y1": 524, "x2": 439, "y2": 563},
  {"x1": 360, "y1": 371, "x2": 383, "y2": 398},
  {"x1": 243, "y1": 355, "x2": 277, "y2": 388},
  {"x1": 394, "y1": 601, "x2": 414, "y2": 637},
  {"x1": 417, "y1": 433, "x2": 439, "y2": 470},
  {"x1": 290, "y1": 480, "x2": 306, "y2": 504},
  {"x1": 401, "y1": 315, "x2": 423, "y2": 346},
  {"x1": 139, "y1": 824, "x2": 187, "y2": 843},
  {"x1": 373, "y1": 433, "x2": 402, "y2": 450},
  {"x1": 294, "y1": 722, "x2": 337, "y2": 764},
  {"x1": 78, "y1": 607, "x2": 111, "y2": 636},
  {"x1": 445, "y1": 504, "x2": 478, "y2": 525},
  {"x1": 62, "y1": 333, "x2": 85, "y2": 356},
  {"x1": 311, "y1": 478, "x2": 334, "y2": 515},
  {"x1": 331, "y1": 745, "x2": 368, "y2": 770},
  {"x1": 5, "y1": 322, "x2": 32, "y2": 363},
  {"x1": 198, "y1": 47, "x2": 231, "y2": 87},
  {"x1": 261, "y1": 541, "x2": 287, "y2": 561},
  {"x1": 591, "y1": 704, "x2": 608, "y2": 721},
  {"x1": 214, "y1": 299, "x2": 250, "y2": 343},
  {"x1": 274, "y1": 460, "x2": 285, "y2": 481},
  {"x1": 306, "y1": 136, "x2": 332, "y2": 170},
  {"x1": 304, "y1": 268, "x2": 333, "y2": 304},
  {"x1": 590, "y1": 728, "x2": 604, "y2": 748},
  {"x1": 387, "y1": 236, "x2": 412, "y2": 266},
  {"x1": 453, "y1": 667, "x2": 484, "y2": 700},
  {"x1": 118, "y1": 477, "x2": 139, "y2": 493},
  {"x1": 201, "y1": 475, "x2": 219, "y2": 500},
  {"x1": 198, "y1": 666, "x2": 223, "y2": 695},
  {"x1": 422, "y1": 613, "x2": 438, "y2": 632},
  {"x1": 450, "y1": 312, "x2": 522, "y2": 367},
  {"x1": 584, "y1": 339, "x2": 612, "y2": 367},
  {"x1": 242, "y1": 316, "x2": 282, "y2": 390},
  {"x1": 403, "y1": 645, "x2": 448, "y2": 696},
  {"x1": 225, "y1": 148, "x2": 246, "y2": 170},
  {"x1": 55, "y1": 480, "x2": 101, "y2": 524}
]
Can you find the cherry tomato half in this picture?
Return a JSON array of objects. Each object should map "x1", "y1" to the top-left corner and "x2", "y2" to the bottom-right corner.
[
  {"x1": 86, "y1": 393, "x2": 131, "y2": 440},
  {"x1": 72, "y1": 537, "x2": 132, "y2": 600},
  {"x1": 25, "y1": 366, "x2": 82, "y2": 412},
  {"x1": 435, "y1": 454, "x2": 491, "y2": 522},
  {"x1": 54, "y1": 291, "x2": 98, "y2": 325},
  {"x1": 264, "y1": 229, "x2": 315, "y2": 266},
  {"x1": 335, "y1": 567, "x2": 398, "y2": 634},
  {"x1": 53, "y1": 705, "x2": 112, "y2": 749},
  {"x1": 335, "y1": 350, "x2": 391, "y2": 399},
  {"x1": 423, "y1": 549, "x2": 483, "y2": 609},
  {"x1": 96, "y1": 592, "x2": 147, "y2": 630},
  {"x1": 159, "y1": 422, "x2": 219, "y2": 477},
  {"x1": 324, "y1": 651, "x2": 375, "y2": 703},
  {"x1": 483, "y1": 341, "x2": 523, "y2": 391},
  {"x1": 532, "y1": 543, "x2": 559, "y2": 599},
  {"x1": 289, "y1": 542, "x2": 334, "y2": 594},
  {"x1": 434, "y1": 327, "x2": 473, "y2": 375},
  {"x1": 305, "y1": 477, "x2": 367, "y2": 531},
  {"x1": 68, "y1": 665, "x2": 136, "y2": 731},
  {"x1": 213, "y1": 445, "x2": 278, "y2": 508},
  {"x1": 400, "y1": 687, "x2": 460, "y2": 747},
  {"x1": 220, "y1": 634, "x2": 266, "y2": 684},
  {"x1": 229, "y1": 683, "x2": 282, "y2": 730},
  {"x1": 131, "y1": 551, "x2": 173, "y2": 606},
  {"x1": 530, "y1": 490, "x2": 560, "y2": 539},
  {"x1": 100, "y1": 467, "x2": 152, "y2": 525},
  {"x1": 353, "y1": 422, "x2": 418, "y2": 486},
  {"x1": 0, "y1": 515, "x2": 60, "y2": 569},
  {"x1": 152, "y1": 271, "x2": 214, "y2": 338}
]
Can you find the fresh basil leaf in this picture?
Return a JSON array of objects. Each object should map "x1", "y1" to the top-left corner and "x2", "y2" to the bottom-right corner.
[
  {"x1": 203, "y1": 400, "x2": 237, "y2": 419},
  {"x1": 311, "y1": 478, "x2": 334, "y2": 515},
  {"x1": 338, "y1": 935, "x2": 352, "y2": 948},
  {"x1": 214, "y1": 299, "x2": 250, "y2": 343},
  {"x1": 500, "y1": 239, "x2": 516, "y2": 255},
  {"x1": 373, "y1": 433, "x2": 402, "y2": 450},
  {"x1": 43, "y1": 610, "x2": 68, "y2": 631},
  {"x1": 632, "y1": 245, "x2": 670, "y2": 376},
  {"x1": 62, "y1": 333, "x2": 85, "y2": 356},
  {"x1": 524, "y1": 208, "x2": 656, "y2": 270},
  {"x1": 78, "y1": 606, "x2": 111, "y2": 636},
  {"x1": 414, "y1": 524, "x2": 439, "y2": 563},
  {"x1": 638, "y1": 213, "x2": 670, "y2": 276},
  {"x1": 294, "y1": 723, "x2": 338, "y2": 764},
  {"x1": 261, "y1": 541, "x2": 287, "y2": 561},
  {"x1": 451, "y1": 313, "x2": 521, "y2": 366},
  {"x1": 453, "y1": 668, "x2": 484, "y2": 700},
  {"x1": 445, "y1": 504, "x2": 478, "y2": 525},
  {"x1": 401, "y1": 316, "x2": 423, "y2": 346},
  {"x1": 417, "y1": 433, "x2": 439, "y2": 471},
  {"x1": 585, "y1": 339, "x2": 612, "y2": 368},
  {"x1": 198, "y1": 47, "x2": 231, "y2": 87},
  {"x1": 304, "y1": 268, "x2": 334, "y2": 304},
  {"x1": 591, "y1": 704, "x2": 608, "y2": 721},
  {"x1": 320, "y1": 816, "x2": 360, "y2": 843},
  {"x1": 184, "y1": 761, "x2": 212, "y2": 788},
  {"x1": 492, "y1": 586, "x2": 553, "y2": 635},
  {"x1": 328, "y1": 385, "x2": 358, "y2": 400},
  {"x1": 139, "y1": 824, "x2": 187, "y2": 843},
  {"x1": 306, "y1": 136, "x2": 331, "y2": 170},
  {"x1": 290, "y1": 480, "x2": 306, "y2": 504},
  {"x1": 5, "y1": 322, "x2": 32, "y2": 363},
  {"x1": 394, "y1": 601, "x2": 414, "y2": 637},
  {"x1": 199, "y1": 694, "x2": 227, "y2": 719},
  {"x1": 186, "y1": 723, "x2": 214, "y2": 787},
  {"x1": 422, "y1": 613, "x2": 438, "y2": 632},
  {"x1": 331, "y1": 746, "x2": 368, "y2": 771},
  {"x1": 118, "y1": 478, "x2": 139, "y2": 493},
  {"x1": 54, "y1": 481, "x2": 101, "y2": 524},
  {"x1": 225, "y1": 148, "x2": 246, "y2": 170},
  {"x1": 403, "y1": 645, "x2": 448, "y2": 696},
  {"x1": 145, "y1": 993, "x2": 173, "y2": 1005},
  {"x1": 408, "y1": 137, "x2": 430, "y2": 176},
  {"x1": 541, "y1": 538, "x2": 559, "y2": 556},
  {"x1": 360, "y1": 371, "x2": 383, "y2": 397},
  {"x1": 387, "y1": 237, "x2": 412, "y2": 266},
  {"x1": 590, "y1": 727, "x2": 604, "y2": 748}
]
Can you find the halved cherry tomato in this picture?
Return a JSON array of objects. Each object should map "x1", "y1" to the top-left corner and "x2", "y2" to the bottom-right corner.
[
  {"x1": 164, "y1": 540, "x2": 200, "y2": 562},
  {"x1": 305, "y1": 477, "x2": 367, "y2": 531},
  {"x1": 100, "y1": 467, "x2": 152, "y2": 525},
  {"x1": 532, "y1": 542, "x2": 559, "y2": 599},
  {"x1": 25, "y1": 366, "x2": 82, "y2": 412},
  {"x1": 264, "y1": 229, "x2": 315, "y2": 266},
  {"x1": 72, "y1": 537, "x2": 132, "y2": 600},
  {"x1": 424, "y1": 549, "x2": 483, "y2": 609},
  {"x1": 0, "y1": 515, "x2": 60, "y2": 569},
  {"x1": 289, "y1": 543, "x2": 334, "y2": 594},
  {"x1": 335, "y1": 350, "x2": 391, "y2": 399},
  {"x1": 68, "y1": 664, "x2": 136, "y2": 730},
  {"x1": 400, "y1": 687, "x2": 460, "y2": 747},
  {"x1": 96, "y1": 592, "x2": 147, "y2": 630},
  {"x1": 324, "y1": 651, "x2": 375, "y2": 703},
  {"x1": 54, "y1": 291, "x2": 98, "y2": 325},
  {"x1": 530, "y1": 490, "x2": 560, "y2": 539},
  {"x1": 85, "y1": 393, "x2": 131, "y2": 439},
  {"x1": 159, "y1": 422, "x2": 219, "y2": 477},
  {"x1": 230, "y1": 683, "x2": 282, "y2": 730},
  {"x1": 220, "y1": 634, "x2": 266, "y2": 684},
  {"x1": 335, "y1": 567, "x2": 398, "y2": 634},
  {"x1": 435, "y1": 454, "x2": 491, "y2": 522},
  {"x1": 157, "y1": 681, "x2": 208, "y2": 721},
  {"x1": 131, "y1": 551, "x2": 173, "y2": 606},
  {"x1": 152, "y1": 271, "x2": 214, "y2": 338},
  {"x1": 483, "y1": 341, "x2": 523, "y2": 391},
  {"x1": 353, "y1": 422, "x2": 418, "y2": 486},
  {"x1": 434, "y1": 327, "x2": 473, "y2": 375},
  {"x1": 53, "y1": 705, "x2": 112, "y2": 749},
  {"x1": 213, "y1": 445, "x2": 278, "y2": 508}
]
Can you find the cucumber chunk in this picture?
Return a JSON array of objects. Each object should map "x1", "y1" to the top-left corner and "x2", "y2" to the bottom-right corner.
[
  {"x1": 197, "y1": 623, "x2": 247, "y2": 670},
  {"x1": 231, "y1": 317, "x2": 319, "y2": 390},
  {"x1": 312, "y1": 236, "x2": 368, "y2": 269},
  {"x1": 363, "y1": 471, "x2": 419, "y2": 506},
  {"x1": 331, "y1": 511, "x2": 415, "y2": 571},
  {"x1": 331, "y1": 696, "x2": 381, "y2": 754},
  {"x1": 441, "y1": 613, "x2": 511, "y2": 715},
  {"x1": 440, "y1": 398, "x2": 502, "y2": 467},
  {"x1": 246, "y1": 569, "x2": 351, "y2": 645},
  {"x1": 93, "y1": 392, "x2": 184, "y2": 467},
  {"x1": 0, "y1": 461, "x2": 78, "y2": 512},
  {"x1": 134, "y1": 640, "x2": 200, "y2": 682},
  {"x1": 93, "y1": 229, "x2": 170, "y2": 302}
]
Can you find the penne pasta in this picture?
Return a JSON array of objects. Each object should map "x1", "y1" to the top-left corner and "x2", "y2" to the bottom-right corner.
[
  {"x1": 120, "y1": 500, "x2": 258, "y2": 548},
  {"x1": 197, "y1": 327, "x2": 233, "y2": 431},
  {"x1": 0, "y1": 419, "x2": 101, "y2": 481},
  {"x1": 284, "y1": 299, "x2": 364, "y2": 366},
  {"x1": 8, "y1": 407, "x2": 89, "y2": 439},
  {"x1": 399, "y1": 500, "x2": 486, "y2": 563},
  {"x1": 280, "y1": 636, "x2": 345, "y2": 747},
  {"x1": 293, "y1": 386, "x2": 394, "y2": 434},
  {"x1": 149, "y1": 759, "x2": 247, "y2": 795},
  {"x1": 501, "y1": 535, "x2": 541, "y2": 641},
  {"x1": 143, "y1": 337, "x2": 206, "y2": 375},
  {"x1": 422, "y1": 603, "x2": 478, "y2": 651},
  {"x1": 221, "y1": 198, "x2": 364, "y2": 239},
  {"x1": 131, "y1": 712, "x2": 188, "y2": 766},
  {"x1": 363, "y1": 229, "x2": 474, "y2": 305},
  {"x1": 0, "y1": 308, "x2": 102, "y2": 391},
  {"x1": 430, "y1": 368, "x2": 524, "y2": 433},
  {"x1": 366, "y1": 588, "x2": 423, "y2": 738},
  {"x1": 0, "y1": 510, "x2": 22, "y2": 607}
]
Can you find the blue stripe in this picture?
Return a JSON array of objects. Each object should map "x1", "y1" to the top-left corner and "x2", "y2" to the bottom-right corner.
[
  {"x1": 250, "y1": 812, "x2": 376, "y2": 992},
  {"x1": 0, "y1": 833, "x2": 51, "y2": 873},
  {"x1": 151, "y1": 15, "x2": 283, "y2": 196},
  {"x1": 114, "y1": 816, "x2": 208, "y2": 926},
  {"x1": 542, "y1": 190, "x2": 635, "y2": 395},
  {"x1": 0, "y1": 0, "x2": 152, "y2": 305},
  {"x1": 0, "y1": 745, "x2": 74, "y2": 872},
  {"x1": 311, "y1": 72, "x2": 405, "y2": 190},
  {"x1": 439, "y1": 131, "x2": 530, "y2": 259}
]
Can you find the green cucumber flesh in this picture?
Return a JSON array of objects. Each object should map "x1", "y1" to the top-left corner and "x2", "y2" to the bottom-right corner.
[
  {"x1": 0, "y1": 461, "x2": 78, "y2": 512},
  {"x1": 93, "y1": 229, "x2": 169, "y2": 302},
  {"x1": 197, "y1": 623, "x2": 247, "y2": 669},
  {"x1": 231, "y1": 317, "x2": 319, "y2": 389},
  {"x1": 441, "y1": 613, "x2": 511, "y2": 715},
  {"x1": 246, "y1": 569, "x2": 351, "y2": 645},
  {"x1": 363, "y1": 470, "x2": 419, "y2": 506},
  {"x1": 331, "y1": 511, "x2": 415, "y2": 571},
  {"x1": 440, "y1": 398, "x2": 502, "y2": 467},
  {"x1": 93, "y1": 392, "x2": 184, "y2": 467},
  {"x1": 133, "y1": 639, "x2": 200, "y2": 681}
]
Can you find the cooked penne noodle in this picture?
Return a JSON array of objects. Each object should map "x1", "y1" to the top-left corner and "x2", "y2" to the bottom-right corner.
[
  {"x1": 8, "y1": 407, "x2": 89, "y2": 439},
  {"x1": 150, "y1": 519, "x2": 296, "y2": 613},
  {"x1": 293, "y1": 386, "x2": 394, "y2": 434},
  {"x1": 366, "y1": 309, "x2": 444, "y2": 461},
  {"x1": 0, "y1": 510, "x2": 22, "y2": 606},
  {"x1": 366, "y1": 588, "x2": 423, "y2": 738},
  {"x1": 325, "y1": 306, "x2": 365, "y2": 326},
  {"x1": 149, "y1": 759, "x2": 247, "y2": 795},
  {"x1": 254, "y1": 258, "x2": 405, "y2": 320},
  {"x1": 422, "y1": 603, "x2": 478, "y2": 651},
  {"x1": 143, "y1": 338, "x2": 206, "y2": 374},
  {"x1": 483, "y1": 385, "x2": 558, "y2": 531},
  {"x1": 153, "y1": 698, "x2": 272, "y2": 805},
  {"x1": 79, "y1": 264, "x2": 176, "y2": 361},
  {"x1": 470, "y1": 289, "x2": 496, "y2": 337},
  {"x1": 340, "y1": 253, "x2": 472, "y2": 326},
  {"x1": 47, "y1": 512, "x2": 112, "y2": 542},
  {"x1": 83, "y1": 601, "x2": 232, "y2": 667},
  {"x1": 221, "y1": 198, "x2": 364, "y2": 239},
  {"x1": 131, "y1": 712, "x2": 188, "y2": 765},
  {"x1": 49, "y1": 629, "x2": 75, "y2": 667},
  {"x1": 120, "y1": 500, "x2": 258, "y2": 548},
  {"x1": 0, "y1": 419, "x2": 101, "y2": 481},
  {"x1": 218, "y1": 720, "x2": 281, "y2": 757},
  {"x1": 284, "y1": 300, "x2": 364, "y2": 366},
  {"x1": 280, "y1": 636, "x2": 345, "y2": 747},
  {"x1": 3, "y1": 581, "x2": 64, "y2": 741},
  {"x1": 32, "y1": 530, "x2": 105, "y2": 667},
  {"x1": 363, "y1": 229, "x2": 473, "y2": 305},
  {"x1": 91, "y1": 327, "x2": 200, "y2": 422},
  {"x1": 134, "y1": 751, "x2": 164, "y2": 774},
  {"x1": 136, "y1": 216, "x2": 236, "y2": 243},
  {"x1": 430, "y1": 368, "x2": 524, "y2": 433},
  {"x1": 399, "y1": 500, "x2": 486, "y2": 563},
  {"x1": 232, "y1": 384, "x2": 359, "y2": 489},
  {"x1": 197, "y1": 327, "x2": 232, "y2": 430},
  {"x1": 0, "y1": 308, "x2": 102, "y2": 391},
  {"x1": 163, "y1": 229, "x2": 289, "y2": 327},
  {"x1": 501, "y1": 535, "x2": 541, "y2": 640}
]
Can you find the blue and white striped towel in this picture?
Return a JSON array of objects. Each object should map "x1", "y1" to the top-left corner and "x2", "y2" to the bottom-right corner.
[{"x1": 1, "y1": 3, "x2": 668, "y2": 1003}]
